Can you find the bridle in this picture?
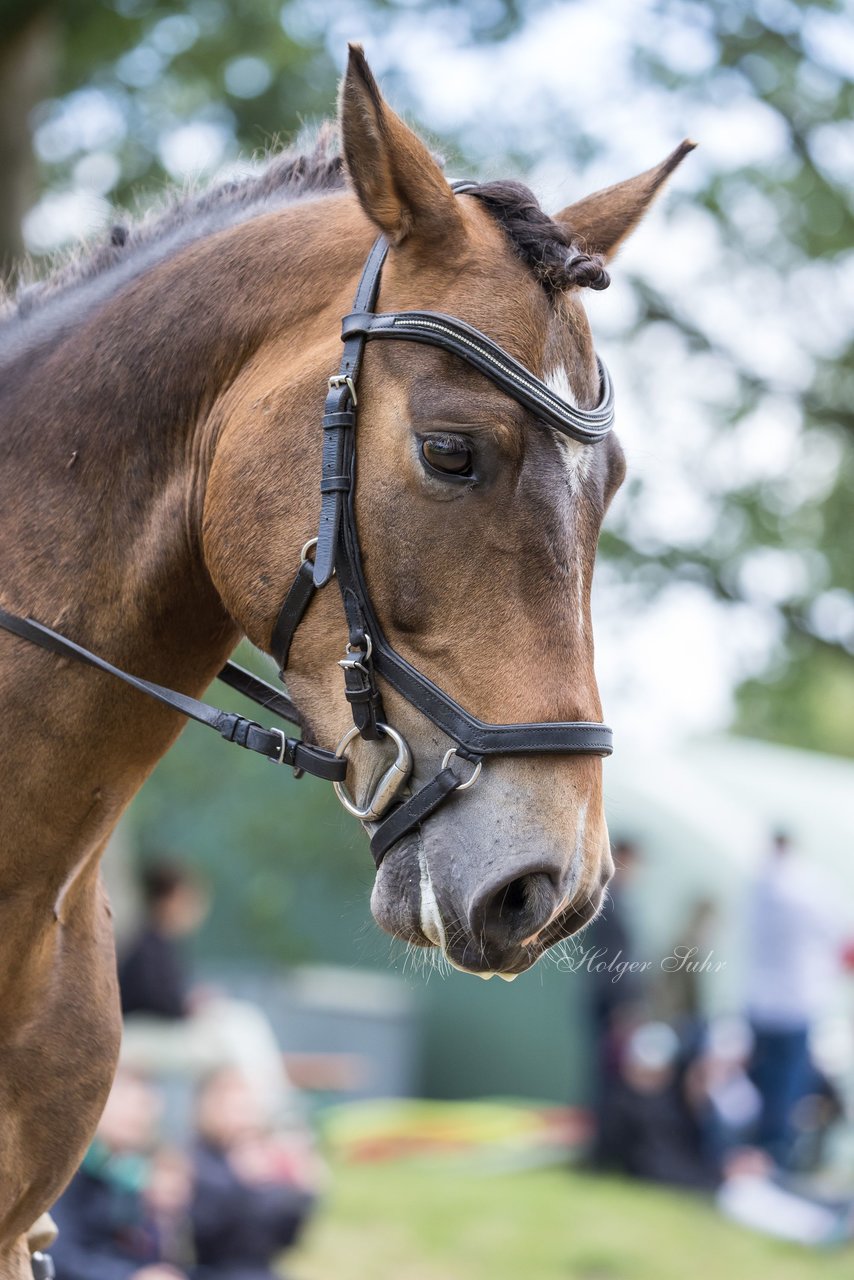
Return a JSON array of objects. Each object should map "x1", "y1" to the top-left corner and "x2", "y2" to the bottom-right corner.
[{"x1": 0, "y1": 186, "x2": 615, "y2": 867}]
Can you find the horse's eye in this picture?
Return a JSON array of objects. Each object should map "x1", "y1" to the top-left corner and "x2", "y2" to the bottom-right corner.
[{"x1": 420, "y1": 436, "x2": 473, "y2": 477}]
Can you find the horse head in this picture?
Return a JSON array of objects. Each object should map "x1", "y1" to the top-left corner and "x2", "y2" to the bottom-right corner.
[{"x1": 204, "y1": 47, "x2": 692, "y2": 977}]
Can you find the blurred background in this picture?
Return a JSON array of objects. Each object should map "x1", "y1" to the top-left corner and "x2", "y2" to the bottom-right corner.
[{"x1": 3, "y1": 0, "x2": 854, "y2": 1277}]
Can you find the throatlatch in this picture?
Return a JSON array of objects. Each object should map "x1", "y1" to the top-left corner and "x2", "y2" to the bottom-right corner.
[{"x1": 0, "y1": 185, "x2": 615, "y2": 868}]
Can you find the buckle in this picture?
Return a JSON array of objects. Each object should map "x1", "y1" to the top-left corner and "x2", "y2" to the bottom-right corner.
[
  {"x1": 338, "y1": 632, "x2": 373, "y2": 676},
  {"x1": 328, "y1": 374, "x2": 358, "y2": 405},
  {"x1": 267, "y1": 727, "x2": 307, "y2": 778},
  {"x1": 300, "y1": 535, "x2": 334, "y2": 579},
  {"x1": 268, "y1": 727, "x2": 288, "y2": 766}
]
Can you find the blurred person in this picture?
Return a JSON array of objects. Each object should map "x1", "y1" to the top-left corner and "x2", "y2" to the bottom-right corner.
[
  {"x1": 118, "y1": 860, "x2": 295, "y2": 1118},
  {"x1": 147, "y1": 1148, "x2": 195, "y2": 1274},
  {"x1": 51, "y1": 1071, "x2": 190, "y2": 1280},
  {"x1": 595, "y1": 1024, "x2": 854, "y2": 1245},
  {"x1": 745, "y1": 829, "x2": 848, "y2": 1166},
  {"x1": 593, "y1": 1020, "x2": 718, "y2": 1189},
  {"x1": 654, "y1": 897, "x2": 718, "y2": 1050},
  {"x1": 580, "y1": 838, "x2": 647, "y2": 1139},
  {"x1": 191, "y1": 1068, "x2": 319, "y2": 1280},
  {"x1": 685, "y1": 1016, "x2": 761, "y2": 1168},
  {"x1": 119, "y1": 862, "x2": 208, "y2": 1021}
]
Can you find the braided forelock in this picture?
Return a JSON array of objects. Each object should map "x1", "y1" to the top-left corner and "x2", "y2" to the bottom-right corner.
[{"x1": 463, "y1": 179, "x2": 610, "y2": 296}]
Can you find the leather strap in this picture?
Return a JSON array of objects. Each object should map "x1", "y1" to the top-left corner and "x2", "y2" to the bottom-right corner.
[
  {"x1": 270, "y1": 557, "x2": 317, "y2": 673},
  {"x1": 314, "y1": 389, "x2": 356, "y2": 587},
  {"x1": 215, "y1": 660, "x2": 300, "y2": 726},
  {"x1": 313, "y1": 236, "x2": 390, "y2": 588},
  {"x1": 369, "y1": 765, "x2": 466, "y2": 865},
  {"x1": 331, "y1": 458, "x2": 613, "y2": 757},
  {"x1": 0, "y1": 608, "x2": 346, "y2": 783},
  {"x1": 341, "y1": 311, "x2": 614, "y2": 443},
  {"x1": 368, "y1": 641, "x2": 613, "y2": 756}
]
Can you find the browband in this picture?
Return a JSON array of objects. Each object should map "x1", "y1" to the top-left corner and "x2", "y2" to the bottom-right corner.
[{"x1": 340, "y1": 311, "x2": 615, "y2": 443}]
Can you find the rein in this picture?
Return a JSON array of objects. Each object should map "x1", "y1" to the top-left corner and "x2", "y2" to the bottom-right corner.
[{"x1": 0, "y1": 188, "x2": 615, "y2": 867}]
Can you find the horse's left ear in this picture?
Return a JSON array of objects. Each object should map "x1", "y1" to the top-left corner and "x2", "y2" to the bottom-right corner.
[
  {"x1": 553, "y1": 140, "x2": 696, "y2": 261},
  {"x1": 339, "y1": 43, "x2": 464, "y2": 249}
]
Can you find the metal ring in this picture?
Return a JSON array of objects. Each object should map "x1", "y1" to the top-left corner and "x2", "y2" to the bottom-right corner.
[
  {"x1": 344, "y1": 632, "x2": 373, "y2": 662},
  {"x1": 442, "y1": 749, "x2": 482, "y2": 792},
  {"x1": 333, "y1": 722, "x2": 413, "y2": 821},
  {"x1": 300, "y1": 537, "x2": 318, "y2": 563}
]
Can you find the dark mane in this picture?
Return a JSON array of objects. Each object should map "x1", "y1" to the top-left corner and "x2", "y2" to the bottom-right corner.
[
  {"x1": 2, "y1": 128, "x2": 607, "y2": 326},
  {"x1": 3, "y1": 124, "x2": 346, "y2": 324},
  {"x1": 463, "y1": 180, "x2": 610, "y2": 295}
]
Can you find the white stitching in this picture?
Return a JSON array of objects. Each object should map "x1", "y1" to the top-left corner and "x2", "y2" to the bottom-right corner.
[{"x1": 390, "y1": 316, "x2": 613, "y2": 433}]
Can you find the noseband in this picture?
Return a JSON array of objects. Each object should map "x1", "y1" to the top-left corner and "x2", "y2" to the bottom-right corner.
[{"x1": 0, "y1": 189, "x2": 615, "y2": 867}]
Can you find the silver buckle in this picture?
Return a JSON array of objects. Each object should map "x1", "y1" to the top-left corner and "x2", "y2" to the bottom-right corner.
[
  {"x1": 268, "y1": 728, "x2": 287, "y2": 766},
  {"x1": 337, "y1": 633, "x2": 373, "y2": 675},
  {"x1": 333, "y1": 722, "x2": 413, "y2": 821},
  {"x1": 328, "y1": 374, "x2": 358, "y2": 405}
]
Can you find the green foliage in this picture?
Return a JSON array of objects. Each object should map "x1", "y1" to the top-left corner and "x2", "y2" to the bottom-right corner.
[
  {"x1": 39, "y1": 0, "x2": 338, "y2": 212},
  {"x1": 623, "y1": 1, "x2": 854, "y2": 750},
  {"x1": 736, "y1": 637, "x2": 854, "y2": 757}
]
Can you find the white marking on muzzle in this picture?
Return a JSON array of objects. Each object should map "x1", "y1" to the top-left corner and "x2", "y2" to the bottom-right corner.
[
  {"x1": 418, "y1": 854, "x2": 519, "y2": 981},
  {"x1": 418, "y1": 847, "x2": 446, "y2": 950},
  {"x1": 419, "y1": 849, "x2": 524, "y2": 977}
]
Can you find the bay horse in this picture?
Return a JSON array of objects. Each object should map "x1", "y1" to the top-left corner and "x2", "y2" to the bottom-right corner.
[{"x1": 0, "y1": 45, "x2": 691, "y2": 1277}]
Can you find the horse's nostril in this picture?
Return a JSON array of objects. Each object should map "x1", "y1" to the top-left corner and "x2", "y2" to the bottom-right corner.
[
  {"x1": 470, "y1": 870, "x2": 560, "y2": 956},
  {"x1": 502, "y1": 875, "x2": 534, "y2": 916}
]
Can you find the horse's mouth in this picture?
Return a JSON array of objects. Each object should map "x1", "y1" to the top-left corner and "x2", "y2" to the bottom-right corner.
[
  {"x1": 393, "y1": 885, "x2": 605, "y2": 980},
  {"x1": 371, "y1": 826, "x2": 607, "y2": 980}
]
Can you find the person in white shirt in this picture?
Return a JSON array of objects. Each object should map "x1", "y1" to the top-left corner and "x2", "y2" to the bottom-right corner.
[{"x1": 745, "y1": 830, "x2": 846, "y2": 1165}]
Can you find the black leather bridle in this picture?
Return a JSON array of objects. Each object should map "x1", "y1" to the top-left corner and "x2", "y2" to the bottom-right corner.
[{"x1": 0, "y1": 194, "x2": 615, "y2": 866}]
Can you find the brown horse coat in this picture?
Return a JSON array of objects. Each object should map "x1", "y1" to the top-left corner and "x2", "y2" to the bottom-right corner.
[{"x1": 0, "y1": 46, "x2": 690, "y2": 1275}]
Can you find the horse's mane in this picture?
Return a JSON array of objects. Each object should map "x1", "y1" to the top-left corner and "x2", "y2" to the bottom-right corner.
[
  {"x1": 2, "y1": 124, "x2": 346, "y2": 325},
  {"x1": 2, "y1": 122, "x2": 607, "y2": 327}
]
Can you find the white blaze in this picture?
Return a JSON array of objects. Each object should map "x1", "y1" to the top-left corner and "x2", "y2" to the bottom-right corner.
[{"x1": 546, "y1": 366, "x2": 590, "y2": 635}]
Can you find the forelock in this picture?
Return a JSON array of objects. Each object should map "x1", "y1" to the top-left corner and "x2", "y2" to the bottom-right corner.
[{"x1": 462, "y1": 180, "x2": 610, "y2": 297}]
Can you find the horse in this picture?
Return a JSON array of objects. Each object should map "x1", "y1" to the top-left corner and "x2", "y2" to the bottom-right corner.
[{"x1": 0, "y1": 44, "x2": 691, "y2": 1277}]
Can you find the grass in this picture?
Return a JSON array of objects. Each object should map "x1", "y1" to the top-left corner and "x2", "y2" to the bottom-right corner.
[{"x1": 290, "y1": 1160, "x2": 853, "y2": 1280}]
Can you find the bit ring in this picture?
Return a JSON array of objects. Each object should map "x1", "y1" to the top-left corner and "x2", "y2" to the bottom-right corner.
[{"x1": 334, "y1": 722, "x2": 413, "y2": 821}]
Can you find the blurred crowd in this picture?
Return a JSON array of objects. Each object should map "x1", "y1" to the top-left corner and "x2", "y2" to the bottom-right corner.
[
  {"x1": 49, "y1": 832, "x2": 854, "y2": 1271},
  {"x1": 584, "y1": 832, "x2": 854, "y2": 1245},
  {"x1": 50, "y1": 863, "x2": 322, "y2": 1280}
]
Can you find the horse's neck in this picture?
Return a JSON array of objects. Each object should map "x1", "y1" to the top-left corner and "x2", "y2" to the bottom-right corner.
[{"x1": 0, "y1": 196, "x2": 361, "y2": 900}]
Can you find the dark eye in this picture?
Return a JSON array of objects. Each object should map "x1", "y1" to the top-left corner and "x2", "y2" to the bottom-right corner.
[{"x1": 420, "y1": 435, "x2": 473, "y2": 478}]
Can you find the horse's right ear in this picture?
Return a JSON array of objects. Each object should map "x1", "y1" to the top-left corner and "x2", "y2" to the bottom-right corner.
[{"x1": 339, "y1": 44, "x2": 464, "y2": 249}]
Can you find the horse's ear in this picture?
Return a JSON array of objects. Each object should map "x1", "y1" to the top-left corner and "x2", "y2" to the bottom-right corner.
[
  {"x1": 339, "y1": 44, "x2": 464, "y2": 248},
  {"x1": 553, "y1": 140, "x2": 696, "y2": 261}
]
